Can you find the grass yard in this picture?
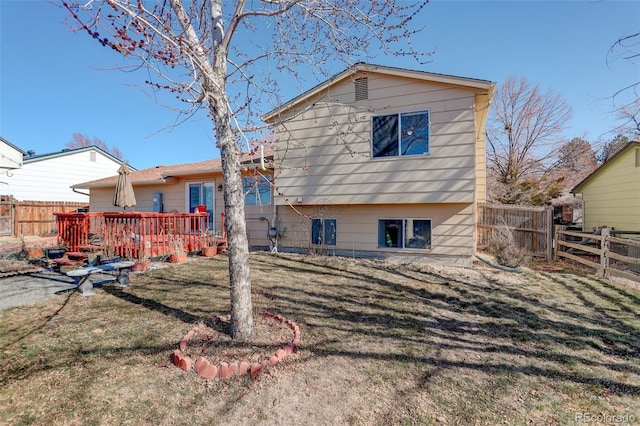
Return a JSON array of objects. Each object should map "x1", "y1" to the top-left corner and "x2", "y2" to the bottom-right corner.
[{"x1": 1, "y1": 252, "x2": 638, "y2": 425}]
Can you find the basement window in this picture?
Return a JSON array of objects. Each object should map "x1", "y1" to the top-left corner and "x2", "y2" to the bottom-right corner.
[
  {"x1": 378, "y1": 218, "x2": 431, "y2": 249},
  {"x1": 311, "y1": 218, "x2": 337, "y2": 246}
]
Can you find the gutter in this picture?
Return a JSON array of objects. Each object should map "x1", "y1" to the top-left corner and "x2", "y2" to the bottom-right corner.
[{"x1": 72, "y1": 187, "x2": 90, "y2": 197}]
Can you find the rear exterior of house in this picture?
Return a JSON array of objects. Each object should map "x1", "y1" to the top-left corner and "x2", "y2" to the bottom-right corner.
[
  {"x1": 263, "y1": 64, "x2": 495, "y2": 266},
  {"x1": 571, "y1": 142, "x2": 640, "y2": 232},
  {"x1": 74, "y1": 157, "x2": 275, "y2": 249}
]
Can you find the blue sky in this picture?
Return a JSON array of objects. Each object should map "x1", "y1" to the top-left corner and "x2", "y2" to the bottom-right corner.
[{"x1": 1, "y1": 1, "x2": 638, "y2": 170}]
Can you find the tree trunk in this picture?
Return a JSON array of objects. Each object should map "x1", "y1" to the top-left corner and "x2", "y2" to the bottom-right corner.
[
  {"x1": 170, "y1": 0, "x2": 253, "y2": 340},
  {"x1": 210, "y1": 96, "x2": 254, "y2": 340},
  {"x1": 209, "y1": 56, "x2": 253, "y2": 340}
]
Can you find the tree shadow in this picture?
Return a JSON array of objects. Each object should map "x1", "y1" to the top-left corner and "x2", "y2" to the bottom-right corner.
[
  {"x1": 254, "y1": 255, "x2": 640, "y2": 396},
  {"x1": 102, "y1": 286, "x2": 204, "y2": 325}
]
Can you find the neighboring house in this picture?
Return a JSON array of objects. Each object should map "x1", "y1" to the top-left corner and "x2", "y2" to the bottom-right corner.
[
  {"x1": 0, "y1": 136, "x2": 26, "y2": 174},
  {"x1": 3, "y1": 145, "x2": 126, "y2": 202},
  {"x1": 263, "y1": 63, "x2": 495, "y2": 266},
  {"x1": 73, "y1": 153, "x2": 275, "y2": 248},
  {"x1": 571, "y1": 141, "x2": 640, "y2": 232}
]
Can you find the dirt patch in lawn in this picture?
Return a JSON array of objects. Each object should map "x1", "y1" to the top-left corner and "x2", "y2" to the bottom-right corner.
[
  {"x1": 1, "y1": 253, "x2": 638, "y2": 425},
  {"x1": 183, "y1": 315, "x2": 295, "y2": 365}
]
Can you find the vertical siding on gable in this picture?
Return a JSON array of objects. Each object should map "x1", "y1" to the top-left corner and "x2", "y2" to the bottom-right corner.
[
  {"x1": 274, "y1": 74, "x2": 479, "y2": 205},
  {"x1": 580, "y1": 147, "x2": 640, "y2": 231}
]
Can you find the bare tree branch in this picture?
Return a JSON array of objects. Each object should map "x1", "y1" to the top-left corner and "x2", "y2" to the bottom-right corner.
[
  {"x1": 487, "y1": 76, "x2": 573, "y2": 205},
  {"x1": 60, "y1": 0, "x2": 431, "y2": 339}
]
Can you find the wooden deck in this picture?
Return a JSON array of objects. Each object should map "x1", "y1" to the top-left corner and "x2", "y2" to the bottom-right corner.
[{"x1": 55, "y1": 212, "x2": 228, "y2": 261}]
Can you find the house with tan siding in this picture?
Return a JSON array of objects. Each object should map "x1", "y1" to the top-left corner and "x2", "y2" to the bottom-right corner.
[
  {"x1": 571, "y1": 141, "x2": 640, "y2": 232},
  {"x1": 73, "y1": 153, "x2": 276, "y2": 249},
  {"x1": 263, "y1": 63, "x2": 495, "y2": 266},
  {"x1": 75, "y1": 63, "x2": 495, "y2": 266}
]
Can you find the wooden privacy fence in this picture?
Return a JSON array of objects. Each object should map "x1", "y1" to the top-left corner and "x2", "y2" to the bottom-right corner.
[
  {"x1": 0, "y1": 196, "x2": 14, "y2": 236},
  {"x1": 555, "y1": 226, "x2": 640, "y2": 282},
  {"x1": 0, "y1": 196, "x2": 88, "y2": 237},
  {"x1": 477, "y1": 203, "x2": 553, "y2": 260}
]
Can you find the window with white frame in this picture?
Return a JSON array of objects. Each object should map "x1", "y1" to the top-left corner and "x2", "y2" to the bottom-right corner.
[
  {"x1": 243, "y1": 174, "x2": 271, "y2": 205},
  {"x1": 372, "y1": 110, "x2": 430, "y2": 158},
  {"x1": 311, "y1": 218, "x2": 337, "y2": 246},
  {"x1": 378, "y1": 218, "x2": 431, "y2": 249}
]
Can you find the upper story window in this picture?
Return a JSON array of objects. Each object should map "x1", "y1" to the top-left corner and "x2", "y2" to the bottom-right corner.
[
  {"x1": 372, "y1": 110, "x2": 430, "y2": 158},
  {"x1": 244, "y1": 174, "x2": 272, "y2": 205}
]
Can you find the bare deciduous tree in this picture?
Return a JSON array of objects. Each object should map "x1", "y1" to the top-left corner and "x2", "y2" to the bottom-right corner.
[
  {"x1": 66, "y1": 133, "x2": 124, "y2": 160},
  {"x1": 61, "y1": 0, "x2": 429, "y2": 339},
  {"x1": 486, "y1": 76, "x2": 573, "y2": 205},
  {"x1": 597, "y1": 134, "x2": 629, "y2": 164},
  {"x1": 608, "y1": 32, "x2": 640, "y2": 139},
  {"x1": 548, "y1": 137, "x2": 597, "y2": 204}
]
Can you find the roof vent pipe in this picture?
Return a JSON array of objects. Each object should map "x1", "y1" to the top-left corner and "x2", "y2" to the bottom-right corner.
[{"x1": 260, "y1": 144, "x2": 266, "y2": 171}]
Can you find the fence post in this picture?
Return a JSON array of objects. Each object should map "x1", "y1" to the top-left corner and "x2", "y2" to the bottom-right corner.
[
  {"x1": 599, "y1": 227, "x2": 610, "y2": 277},
  {"x1": 546, "y1": 206, "x2": 553, "y2": 261},
  {"x1": 554, "y1": 225, "x2": 563, "y2": 262}
]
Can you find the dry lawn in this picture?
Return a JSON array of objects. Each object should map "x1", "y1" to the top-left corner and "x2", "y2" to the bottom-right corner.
[{"x1": 1, "y1": 252, "x2": 639, "y2": 425}]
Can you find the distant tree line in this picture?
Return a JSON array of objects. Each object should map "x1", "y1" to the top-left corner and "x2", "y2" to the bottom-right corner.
[
  {"x1": 65, "y1": 133, "x2": 124, "y2": 161},
  {"x1": 486, "y1": 75, "x2": 635, "y2": 207}
]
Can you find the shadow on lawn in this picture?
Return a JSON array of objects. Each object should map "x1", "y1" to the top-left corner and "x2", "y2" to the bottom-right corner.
[
  {"x1": 102, "y1": 286, "x2": 204, "y2": 324},
  {"x1": 3, "y1": 286, "x2": 76, "y2": 349},
  {"x1": 253, "y1": 255, "x2": 640, "y2": 396}
]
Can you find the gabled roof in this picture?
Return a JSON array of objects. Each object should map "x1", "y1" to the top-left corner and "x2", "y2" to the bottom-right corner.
[
  {"x1": 572, "y1": 141, "x2": 640, "y2": 193},
  {"x1": 22, "y1": 145, "x2": 127, "y2": 167},
  {"x1": 0, "y1": 136, "x2": 27, "y2": 155},
  {"x1": 73, "y1": 150, "x2": 272, "y2": 189},
  {"x1": 261, "y1": 62, "x2": 495, "y2": 122}
]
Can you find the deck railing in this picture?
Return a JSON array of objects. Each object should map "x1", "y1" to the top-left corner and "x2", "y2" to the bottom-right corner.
[{"x1": 55, "y1": 212, "x2": 227, "y2": 261}]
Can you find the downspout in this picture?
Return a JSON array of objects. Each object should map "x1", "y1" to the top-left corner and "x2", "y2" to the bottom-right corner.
[
  {"x1": 270, "y1": 201, "x2": 278, "y2": 253},
  {"x1": 260, "y1": 143, "x2": 278, "y2": 252}
]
